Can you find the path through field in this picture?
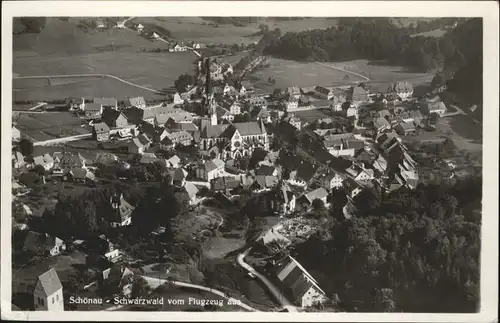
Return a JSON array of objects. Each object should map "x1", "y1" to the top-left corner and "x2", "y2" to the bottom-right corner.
[{"x1": 315, "y1": 61, "x2": 371, "y2": 81}]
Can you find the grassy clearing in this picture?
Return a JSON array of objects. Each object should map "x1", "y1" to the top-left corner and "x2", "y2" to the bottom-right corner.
[
  {"x1": 16, "y1": 112, "x2": 89, "y2": 140},
  {"x1": 293, "y1": 108, "x2": 332, "y2": 122},
  {"x1": 129, "y1": 17, "x2": 337, "y2": 45},
  {"x1": 332, "y1": 59, "x2": 434, "y2": 84}
]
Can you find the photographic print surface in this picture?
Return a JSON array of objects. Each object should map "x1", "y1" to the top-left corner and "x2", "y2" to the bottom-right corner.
[{"x1": 8, "y1": 13, "x2": 487, "y2": 315}]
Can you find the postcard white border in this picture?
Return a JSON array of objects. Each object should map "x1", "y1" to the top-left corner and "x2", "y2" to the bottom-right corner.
[{"x1": 2, "y1": 1, "x2": 498, "y2": 322}]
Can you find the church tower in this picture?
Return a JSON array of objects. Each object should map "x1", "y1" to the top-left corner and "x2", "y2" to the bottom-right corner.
[{"x1": 210, "y1": 97, "x2": 218, "y2": 126}]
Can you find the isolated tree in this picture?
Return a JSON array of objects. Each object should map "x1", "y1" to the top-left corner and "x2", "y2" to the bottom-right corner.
[
  {"x1": 19, "y1": 138, "x2": 34, "y2": 156},
  {"x1": 174, "y1": 73, "x2": 196, "y2": 93}
]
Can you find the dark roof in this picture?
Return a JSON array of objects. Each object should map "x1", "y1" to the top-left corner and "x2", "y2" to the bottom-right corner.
[
  {"x1": 94, "y1": 97, "x2": 117, "y2": 107},
  {"x1": 37, "y1": 268, "x2": 63, "y2": 296},
  {"x1": 128, "y1": 96, "x2": 146, "y2": 107},
  {"x1": 295, "y1": 161, "x2": 319, "y2": 182},
  {"x1": 329, "y1": 156, "x2": 353, "y2": 173},
  {"x1": 71, "y1": 167, "x2": 87, "y2": 179},
  {"x1": 24, "y1": 231, "x2": 58, "y2": 252},
  {"x1": 122, "y1": 107, "x2": 144, "y2": 125},
  {"x1": 101, "y1": 107, "x2": 126, "y2": 127},
  {"x1": 234, "y1": 122, "x2": 265, "y2": 136},
  {"x1": 255, "y1": 165, "x2": 276, "y2": 176},
  {"x1": 93, "y1": 122, "x2": 110, "y2": 133}
]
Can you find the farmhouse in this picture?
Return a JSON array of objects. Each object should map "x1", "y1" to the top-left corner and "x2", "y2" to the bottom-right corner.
[
  {"x1": 302, "y1": 187, "x2": 328, "y2": 205},
  {"x1": 314, "y1": 86, "x2": 334, "y2": 100},
  {"x1": 94, "y1": 97, "x2": 118, "y2": 110},
  {"x1": 173, "y1": 168, "x2": 189, "y2": 187},
  {"x1": 286, "y1": 97, "x2": 300, "y2": 111},
  {"x1": 92, "y1": 122, "x2": 110, "y2": 142},
  {"x1": 33, "y1": 153, "x2": 54, "y2": 171},
  {"x1": 161, "y1": 130, "x2": 193, "y2": 147},
  {"x1": 128, "y1": 134, "x2": 151, "y2": 154},
  {"x1": 229, "y1": 102, "x2": 243, "y2": 115},
  {"x1": 275, "y1": 256, "x2": 327, "y2": 308},
  {"x1": 128, "y1": 96, "x2": 146, "y2": 109},
  {"x1": 173, "y1": 93, "x2": 184, "y2": 105},
  {"x1": 177, "y1": 182, "x2": 199, "y2": 206},
  {"x1": 248, "y1": 96, "x2": 267, "y2": 109},
  {"x1": 166, "y1": 155, "x2": 181, "y2": 168},
  {"x1": 102, "y1": 108, "x2": 129, "y2": 128},
  {"x1": 285, "y1": 86, "x2": 301, "y2": 100},
  {"x1": 136, "y1": 23, "x2": 144, "y2": 32},
  {"x1": 373, "y1": 117, "x2": 391, "y2": 133},
  {"x1": 58, "y1": 152, "x2": 86, "y2": 169},
  {"x1": 84, "y1": 103, "x2": 103, "y2": 119},
  {"x1": 420, "y1": 99, "x2": 447, "y2": 116},
  {"x1": 285, "y1": 114, "x2": 302, "y2": 130},
  {"x1": 33, "y1": 268, "x2": 64, "y2": 311},
  {"x1": 68, "y1": 97, "x2": 86, "y2": 111}
]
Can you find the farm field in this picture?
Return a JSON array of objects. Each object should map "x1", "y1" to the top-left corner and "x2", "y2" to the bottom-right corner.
[
  {"x1": 251, "y1": 58, "x2": 364, "y2": 92},
  {"x1": 15, "y1": 112, "x2": 89, "y2": 141},
  {"x1": 330, "y1": 59, "x2": 434, "y2": 84},
  {"x1": 293, "y1": 108, "x2": 332, "y2": 122},
  {"x1": 128, "y1": 17, "x2": 338, "y2": 45}
]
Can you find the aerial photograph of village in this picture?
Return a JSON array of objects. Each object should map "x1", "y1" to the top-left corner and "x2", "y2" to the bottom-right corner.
[{"x1": 10, "y1": 16, "x2": 483, "y2": 313}]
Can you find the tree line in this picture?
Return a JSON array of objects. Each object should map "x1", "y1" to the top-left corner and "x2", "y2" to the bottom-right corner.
[{"x1": 263, "y1": 18, "x2": 480, "y2": 73}]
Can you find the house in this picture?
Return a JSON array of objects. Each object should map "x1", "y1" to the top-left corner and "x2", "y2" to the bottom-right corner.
[
  {"x1": 166, "y1": 155, "x2": 181, "y2": 168},
  {"x1": 84, "y1": 103, "x2": 103, "y2": 119},
  {"x1": 151, "y1": 32, "x2": 160, "y2": 40},
  {"x1": 33, "y1": 153, "x2": 54, "y2": 171},
  {"x1": 23, "y1": 231, "x2": 66, "y2": 256},
  {"x1": 68, "y1": 97, "x2": 86, "y2": 111},
  {"x1": 105, "y1": 266, "x2": 135, "y2": 298},
  {"x1": 390, "y1": 81, "x2": 414, "y2": 100},
  {"x1": 193, "y1": 43, "x2": 206, "y2": 49},
  {"x1": 373, "y1": 117, "x2": 391, "y2": 133},
  {"x1": 346, "y1": 105, "x2": 358, "y2": 118},
  {"x1": 285, "y1": 86, "x2": 301, "y2": 100},
  {"x1": 251, "y1": 175, "x2": 279, "y2": 191},
  {"x1": 248, "y1": 96, "x2": 268, "y2": 109},
  {"x1": 229, "y1": 102, "x2": 243, "y2": 115},
  {"x1": 323, "y1": 133, "x2": 359, "y2": 157},
  {"x1": 92, "y1": 122, "x2": 111, "y2": 142},
  {"x1": 94, "y1": 97, "x2": 118, "y2": 110},
  {"x1": 270, "y1": 182, "x2": 296, "y2": 215},
  {"x1": 128, "y1": 138, "x2": 145, "y2": 154},
  {"x1": 161, "y1": 130, "x2": 193, "y2": 147},
  {"x1": 102, "y1": 108, "x2": 129, "y2": 128},
  {"x1": 12, "y1": 126, "x2": 21, "y2": 142},
  {"x1": 329, "y1": 89, "x2": 348, "y2": 111},
  {"x1": 302, "y1": 188, "x2": 328, "y2": 205},
  {"x1": 196, "y1": 158, "x2": 225, "y2": 182},
  {"x1": 33, "y1": 268, "x2": 64, "y2": 311},
  {"x1": 349, "y1": 86, "x2": 369, "y2": 105},
  {"x1": 223, "y1": 83, "x2": 238, "y2": 96},
  {"x1": 345, "y1": 163, "x2": 375, "y2": 182},
  {"x1": 216, "y1": 107, "x2": 234, "y2": 122},
  {"x1": 286, "y1": 97, "x2": 299, "y2": 111},
  {"x1": 180, "y1": 182, "x2": 199, "y2": 205},
  {"x1": 58, "y1": 152, "x2": 86, "y2": 169},
  {"x1": 322, "y1": 172, "x2": 345, "y2": 191},
  {"x1": 139, "y1": 152, "x2": 159, "y2": 164},
  {"x1": 286, "y1": 114, "x2": 302, "y2": 130},
  {"x1": 256, "y1": 165, "x2": 279, "y2": 177},
  {"x1": 12, "y1": 151, "x2": 25, "y2": 169},
  {"x1": 109, "y1": 193, "x2": 135, "y2": 227},
  {"x1": 159, "y1": 136, "x2": 174, "y2": 151},
  {"x1": 136, "y1": 23, "x2": 144, "y2": 32},
  {"x1": 275, "y1": 256, "x2": 327, "y2": 308},
  {"x1": 212, "y1": 176, "x2": 243, "y2": 194},
  {"x1": 173, "y1": 93, "x2": 184, "y2": 105},
  {"x1": 171, "y1": 43, "x2": 188, "y2": 52},
  {"x1": 394, "y1": 122, "x2": 417, "y2": 136},
  {"x1": 173, "y1": 168, "x2": 188, "y2": 187},
  {"x1": 314, "y1": 86, "x2": 334, "y2": 100},
  {"x1": 69, "y1": 168, "x2": 90, "y2": 183},
  {"x1": 128, "y1": 96, "x2": 146, "y2": 109},
  {"x1": 420, "y1": 98, "x2": 447, "y2": 116},
  {"x1": 94, "y1": 235, "x2": 122, "y2": 263}
]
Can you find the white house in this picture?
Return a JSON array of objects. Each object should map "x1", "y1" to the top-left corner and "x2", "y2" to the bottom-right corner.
[
  {"x1": 173, "y1": 93, "x2": 184, "y2": 105},
  {"x1": 136, "y1": 23, "x2": 144, "y2": 33},
  {"x1": 110, "y1": 194, "x2": 135, "y2": 228},
  {"x1": 276, "y1": 256, "x2": 327, "y2": 308},
  {"x1": 322, "y1": 172, "x2": 345, "y2": 191},
  {"x1": 286, "y1": 98, "x2": 299, "y2": 111},
  {"x1": 166, "y1": 155, "x2": 181, "y2": 168},
  {"x1": 303, "y1": 188, "x2": 329, "y2": 205},
  {"x1": 33, "y1": 268, "x2": 64, "y2": 311},
  {"x1": 229, "y1": 103, "x2": 242, "y2": 115},
  {"x1": 33, "y1": 154, "x2": 55, "y2": 171}
]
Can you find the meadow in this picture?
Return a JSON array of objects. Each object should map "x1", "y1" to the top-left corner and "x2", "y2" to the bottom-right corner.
[
  {"x1": 16, "y1": 112, "x2": 89, "y2": 141},
  {"x1": 128, "y1": 17, "x2": 337, "y2": 45},
  {"x1": 250, "y1": 58, "x2": 365, "y2": 92}
]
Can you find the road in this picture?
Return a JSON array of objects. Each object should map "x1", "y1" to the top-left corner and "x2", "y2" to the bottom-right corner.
[
  {"x1": 32, "y1": 133, "x2": 92, "y2": 146},
  {"x1": 138, "y1": 275, "x2": 259, "y2": 312},
  {"x1": 14, "y1": 73, "x2": 160, "y2": 93},
  {"x1": 236, "y1": 248, "x2": 298, "y2": 312}
]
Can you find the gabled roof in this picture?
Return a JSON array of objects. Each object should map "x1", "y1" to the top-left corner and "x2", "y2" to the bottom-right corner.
[
  {"x1": 140, "y1": 153, "x2": 158, "y2": 164},
  {"x1": 184, "y1": 182, "x2": 199, "y2": 199},
  {"x1": 167, "y1": 155, "x2": 181, "y2": 165},
  {"x1": 93, "y1": 122, "x2": 110, "y2": 133},
  {"x1": 173, "y1": 168, "x2": 188, "y2": 181},
  {"x1": 234, "y1": 122, "x2": 265, "y2": 136},
  {"x1": 138, "y1": 133, "x2": 151, "y2": 146},
  {"x1": 397, "y1": 122, "x2": 416, "y2": 131},
  {"x1": 94, "y1": 97, "x2": 117, "y2": 107},
  {"x1": 201, "y1": 124, "x2": 230, "y2": 138},
  {"x1": 128, "y1": 96, "x2": 146, "y2": 107},
  {"x1": 95, "y1": 152, "x2": 118, "y2": 165},
  {"x1": 24, "y1": 231, "x2": 60, "y2": 252},
  {"x1": 37, "y1": 268, "x2": 63, "y2": 296},
  {"x1": 304, "y1": 187, "x2": 328, "y2": 203},
  {"x1": 374, "y1": 117, "x2": 390, "y2": 129},
  {"x1": 85, "y1": 103, "x2": 102, "y2": 112},
  {"x1": 71, "y1": 167, "x2": 87, "y2": 179},
  {"x1": 255, "y1": 165, "x2": 277, "y2": 176}
]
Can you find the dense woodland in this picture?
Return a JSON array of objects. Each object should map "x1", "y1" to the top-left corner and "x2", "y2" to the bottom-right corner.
[
  {"x1": 293, "y1": 176, "x2": 481, "y2": 313},
  {"x1": 263, "y1": 18, "x2": 481, "y2": 73}
]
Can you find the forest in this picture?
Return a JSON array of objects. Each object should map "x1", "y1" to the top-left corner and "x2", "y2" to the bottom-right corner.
[
  {"x1": 293, "y1": 176, "x2": 482, "y2": 312},
  {"x1": 262, "y1": 18, "x2": 481, "y2": 73}
]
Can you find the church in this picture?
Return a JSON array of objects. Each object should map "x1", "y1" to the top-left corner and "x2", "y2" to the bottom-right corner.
[{"x1": 198, "y1": 57, "x2": 269, "y2": 161}]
